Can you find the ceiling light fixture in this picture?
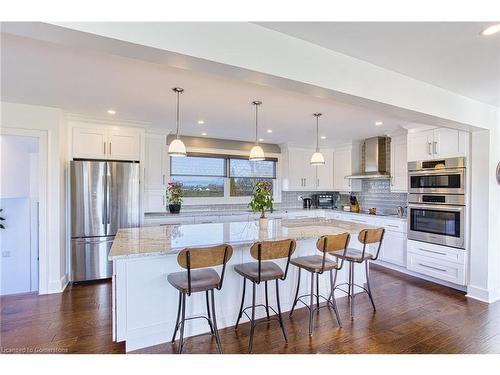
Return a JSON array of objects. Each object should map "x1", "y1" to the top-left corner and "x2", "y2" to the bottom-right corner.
[
  {"x1": 310, "y1": 113, "x2": 325, "y2": 165},
  {"x1": 259, "y1": 138, "x2": 264, "y2": 142},
  {"x1": 375, "y1": 121, "x2": 383, "y2": 126},
  {"x1": 168, "y1": 87, "x2": 187, "y2": 157},
  {"x1": 481, "y1": 24, "x2": 500, "y2": 36},
  {"x1": 197, "y1": 120, "x2": 205, "y2": 125},
  {"x1": 267, "y1": 129, "x2": 273, "y2": 133},
  {"x1": 321, "y1": 136, "x2": 327, "y2": 140},
  {"x1": 107, "y1": 109, "x2": 116, "y2": 115},
  {"x1": 249, "y1": 101, "x2": 265, "y2": 161},
  {"x1": 201, "y1": 132, "x2": 207, "y2": 136}
]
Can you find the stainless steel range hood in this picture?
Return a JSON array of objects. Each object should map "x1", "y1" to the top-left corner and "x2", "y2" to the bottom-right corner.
[{"x1": 346, "y1": 136, "x2": 391, "y2": 179}]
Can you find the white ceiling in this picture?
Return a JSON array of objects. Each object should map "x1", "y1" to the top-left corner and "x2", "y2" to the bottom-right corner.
[
  {"x1": 0, "y1": 33, "x2": 409, "y2": 147},
  {"x1": 256, "y1": 22, "x2": 500, "y2": 107}
]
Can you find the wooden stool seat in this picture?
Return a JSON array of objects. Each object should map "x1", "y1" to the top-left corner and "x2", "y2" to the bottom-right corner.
[
  {"x1": 290, "y1": 255, "x2": 339, "y2": 273},
  {"x1": 331, "y1": 248, "x2": 375, "y2": 263},
  {"x1": 167, "y1": 269, "x2": 220, "y2": 293},
  {"x1": 234, "y1": 261, "x2": 284, "y2": 282}
]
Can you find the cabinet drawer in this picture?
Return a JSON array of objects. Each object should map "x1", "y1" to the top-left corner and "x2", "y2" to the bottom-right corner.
[
  {"x1": 407, "y1": 252, "x2": 465, "y2": 285},
  {"x1": 407, "y1": 240, "x2": 465, "y2": 264},
  {"x1": 380, "y1": 220, "x2": 407, "y2": 233}
]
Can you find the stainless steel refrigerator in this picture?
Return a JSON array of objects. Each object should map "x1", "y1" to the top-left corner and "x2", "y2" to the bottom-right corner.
[{"x1": 70, "y1": 160, "x2": 140, "y2": 282}]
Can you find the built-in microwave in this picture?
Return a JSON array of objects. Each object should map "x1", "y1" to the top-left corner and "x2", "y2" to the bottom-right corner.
[
  {"x1": 408, "y1": 157, "x2": 465, "y2": 194},
  {"x1": 407, "y1": 194, "x2": 465, "y2": 249}
]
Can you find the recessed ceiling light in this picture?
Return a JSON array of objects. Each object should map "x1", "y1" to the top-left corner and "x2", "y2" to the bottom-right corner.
[
  {"x1": 197, "y1": 120, "x2": 205, "y2": 125},
  {"x1": 375, "y1": 121, "x2": 383, "y2": 126},
  {"x1": 481, "y1": 24, "x2": 500, "y2": 36},
  {"x1": 259, "y1": 138, "x2": 264, "y2": 142},
  {"x1": 201, "y1": 132, "x2": 207, "y2": 136},
  {"x1": 267, "y1": 129, "x2": 273, "y2": 133},
  {"x1": 107, "y1": 109, "x2": 116, "y2": 115},
  {"x1": 321, "y1": 136, "x2": 327, "y2": 140}
]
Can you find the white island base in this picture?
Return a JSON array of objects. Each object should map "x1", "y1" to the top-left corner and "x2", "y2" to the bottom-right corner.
[{"x1": 110, "y1": 220, "x2": 373, "y2": 352}]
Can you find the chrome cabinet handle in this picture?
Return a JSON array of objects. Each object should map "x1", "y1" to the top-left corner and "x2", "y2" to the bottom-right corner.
[
  {"x1": 317, "y1": 178, "x2": 319, "y2": 187},
  {"x1": 418, "y1": 263, "x2": 446, "y2": 272},
  {"x1": 162, "y1": 174, "x2": 166, "y2": 185},
  {"x1": 103, "y1": 142, "x2": 106, "y2": 155},
  {"x1": 433, "y1": 141, "x2": 438, "y2": 154},
  {"x1": 418, "y1": 248, "x2": 447, "y2": 256},
  {"x1": 386, "y1": 224, "x2": 399, "y2": 228},
  {"x1": 427, "y1": 142, "x2": 432, "y2": 155},
  {"x1": 109, "y1": 142, "x2": 112, "y2": 155}
]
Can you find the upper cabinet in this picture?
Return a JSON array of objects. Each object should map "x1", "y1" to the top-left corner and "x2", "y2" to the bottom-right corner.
[
  {"x1": 72, "y1": 123, "x2": 142, "y2": 161},
  {"x1": 390, "y1": 135, "x2": 408, "y2": 193},
  {"x1": 333, "y1": 143, "x2": 361, "y2": 192},
  {"x1": 144, "y1": 133, "x2": 169, "y2": 191},
  {"x1": 281, "y1": 146, "x2": 334, "y2": 191},
  {"x1": 407, "y1": 127, "x2": 468, "y2": 162}
]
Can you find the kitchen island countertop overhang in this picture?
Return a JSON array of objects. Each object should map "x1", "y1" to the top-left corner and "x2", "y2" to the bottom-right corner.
[{"x1": 110, "y1": 218, "x2": 379, "y2": 352}]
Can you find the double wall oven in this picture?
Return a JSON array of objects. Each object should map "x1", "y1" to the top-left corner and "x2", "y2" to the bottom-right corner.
[{"x1": 407, "y1": 157, "x2": 466, "y2": 249}]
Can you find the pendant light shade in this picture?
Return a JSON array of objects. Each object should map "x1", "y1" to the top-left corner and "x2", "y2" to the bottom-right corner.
[
  {"x1": 310, "y1": 113, "x2": 325, "y2": 165},
  {"x1": 249, "y1": 100, "x2": 265, "y2": 161},
  {"x1": 168, "y1": 87, "x2": 187, "y2": 157}
]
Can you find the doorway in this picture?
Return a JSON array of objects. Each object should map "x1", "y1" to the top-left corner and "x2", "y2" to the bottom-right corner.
[{"x1": 0, "y1": 134, "x2": 40, "y2": 295}]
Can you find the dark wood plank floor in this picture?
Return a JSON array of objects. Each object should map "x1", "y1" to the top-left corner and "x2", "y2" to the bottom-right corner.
[{"x1": 1, "y1": 264, "x2": 499, "y2": 354}]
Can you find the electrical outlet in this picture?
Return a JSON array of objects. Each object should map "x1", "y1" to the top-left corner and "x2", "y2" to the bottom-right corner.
[
  {"x1": 2, "y1": 251, "x2": 11, "y2": 258},
  {"x1": 297, "y1": 195, "x2": 303, "y2": 201}
]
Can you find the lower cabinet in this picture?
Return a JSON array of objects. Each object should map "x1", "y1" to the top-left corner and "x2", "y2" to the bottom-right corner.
[
  {"x1": 407, "y1": 240, "x2": 466, "y2": 285},
  {"x1": 144, "y1": 191, "x2": 166, "y2": 213},
  {"x1": 378, "y1": 231, "x2": 406, "y2": 267}
]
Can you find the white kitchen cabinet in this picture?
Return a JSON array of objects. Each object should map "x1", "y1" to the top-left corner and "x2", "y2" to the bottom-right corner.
[
  {"x1": 72, "y1": 125, "x2": 142, "y2": 161},
  {"x1": 144, "y1": 133, "x2": 169, "y2": 190},
  {"x1": 390, "y1": 135, "x2": 408, "y2": 192},
  {"x1": 333, "y1": 143, "x2": 361, "y2": 192},
  {"x1": 379, "y1": 231, "x2": 406, "y2": 266},
  {"x1": 282, "y1": 146, "x2": 333, "y2": 191},
  {"x1": 144, "y1": 190, "x2": 166, "y2": 213},
  {"x1": 407, "y1": 127, "x2": 468, "y2": 162}
]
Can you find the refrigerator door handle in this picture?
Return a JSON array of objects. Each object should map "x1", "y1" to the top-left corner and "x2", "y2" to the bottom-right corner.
[
  {"x1": 102, "y1": 175, "x2": 107, "y2": 225},
  {"x1": 107, "y1": 174, "x2": 111, "y2": 224}
]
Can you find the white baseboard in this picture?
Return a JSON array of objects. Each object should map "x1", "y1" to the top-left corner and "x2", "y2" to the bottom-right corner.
[
  {"x1": 46, "y1": 274, "x2": 68, "y2": 294},
  {"x1": 466, "y1": 285, "x2": 500, "y2": 303}
]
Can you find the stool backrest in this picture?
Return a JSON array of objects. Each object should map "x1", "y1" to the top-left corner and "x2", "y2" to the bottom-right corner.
[
  {"x1": 177, "y1": 244, "x2": 233, "y2": 294},
  {"x1": 250, "y1": 239, "x2": 296, "y2": 283},
  {"x1": 358, "y1": 228, "x2": 385, "y2": 260},
  {"x1": 316, "y1": 232, "x2": 350, "y2": 272}
]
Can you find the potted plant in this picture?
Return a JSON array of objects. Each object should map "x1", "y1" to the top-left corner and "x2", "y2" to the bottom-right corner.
[
  {"x1": 248, "y1": 181, "x2": 274, "y2": 229},
  {"x1": 166, "y1": 182, "x2": 183, "y2": 214}
]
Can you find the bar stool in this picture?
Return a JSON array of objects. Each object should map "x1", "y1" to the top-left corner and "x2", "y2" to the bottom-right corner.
[
  {"x1": 168, "y1": 244, "x2": 233, "y2": 354},
  {"x1": 331, "y1": 228, "x2": 385, "y2": 319},
  {"x1": 289, "y1": 232, "x2": 350, "y2": 336},
  {"x1": 234, "y1": 239, "x2": 296, "y2": 353}
]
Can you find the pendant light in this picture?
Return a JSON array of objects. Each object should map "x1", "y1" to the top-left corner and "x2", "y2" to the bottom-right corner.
[
  {"x1": 310, "y1": 113, "x2": 325, "y2": 165},
  {"x1": 249, "y1": 100, "x2": 265, "y2": 161},
  {"x1": 168, "y1": 87, "x2": 187, "y2": 157}
]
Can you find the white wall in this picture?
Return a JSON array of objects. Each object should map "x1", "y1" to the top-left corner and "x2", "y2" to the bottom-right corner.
[{"x1": 1, "y1": 102, "x2": 67, "y2": 294}]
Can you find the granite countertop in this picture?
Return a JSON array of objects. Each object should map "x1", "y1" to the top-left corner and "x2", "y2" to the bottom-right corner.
[{"x1": 109, "y1": 218, "x2": 376, "y2": 260}]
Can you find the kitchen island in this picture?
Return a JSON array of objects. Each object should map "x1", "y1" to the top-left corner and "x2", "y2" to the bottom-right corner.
[{"x1": 109, "y1": 218, "x2": 376, "y2": 352}]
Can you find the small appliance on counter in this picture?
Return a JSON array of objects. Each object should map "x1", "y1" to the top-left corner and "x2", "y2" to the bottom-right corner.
[
  {"x1": 396, "y1": 206, "x2": 405, "y2": 218},
  {"x1": 350, "y1": 195, "x2": 360, "y2": 213},
  {"x1": 312, "y1": 194, "x2": 334, "y2": 209},
  {"x1": 302, "y1": 197, "x2": 312, "y2": 209},
  {"x1": 368, "y1": 208, "x2": 377, "y2": 215}
]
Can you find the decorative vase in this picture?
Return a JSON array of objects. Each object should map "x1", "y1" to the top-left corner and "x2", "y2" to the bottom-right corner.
[
  {"x1": 259, "y1": 217, "x2": 268, "y2": 229},
  {"x1": 169, "y1": 204, "x2": 181, "y2": 214}
]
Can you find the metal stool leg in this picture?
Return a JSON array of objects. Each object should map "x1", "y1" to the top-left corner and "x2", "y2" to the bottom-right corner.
[
  {"x1": 329, "y1": 269, "x2": 342, "y2": 327},
  {"x1": 248, "y1": 282, "x2": 257, "y2": 353},
  {"x1": 210, "y1": 289, "x2": 223, "y2": 354},
  {"x1": 289, "y1": 268, "x2": 301, "y2": 317},
  {"x1": 309, "y1": 272, "x2": 315, "y2": 336},
  {"x1": 349, "y1": 262, "x2": 355, "y2": 319},
  {"x1": 275, "y1": 279, "x2": 288, "y2": 343},
  {"x1": 365, "y1": 261, "x2": 376, "y2": 311},
  {"x1": 206, "y1": 290, "x2": 214, "y2": 334},
  {"x1": 178, "y1": 292, "x2": 186, "y2": 354},
  {"x1": 171, "y1": 291, "x2": 182, "y2": 343},
  {"x1": 264, "y1": 281, "x2": 270, "y2": 320},
  {"x1": 316, "y1": 273, "x2": 320, "y2": 313},
  {"x1": 235, "y1": 278, "x2": 246, "y2": 329}
]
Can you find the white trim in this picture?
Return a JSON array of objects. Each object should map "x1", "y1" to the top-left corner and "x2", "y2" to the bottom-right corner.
[
  {"x1": 65, "y1": 113, "x2": 152, "y2": 128},
  {"x1": 0, "y1": 127, "x2": 49, "y2": 295},
  {"x1": 466, "y1": 285, "x2": 500, "y2": 304}
]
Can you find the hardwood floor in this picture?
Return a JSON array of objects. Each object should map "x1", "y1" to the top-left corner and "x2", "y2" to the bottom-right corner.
[{"x1": 1, "y1": 264, "x2": 499, "y2": 354}]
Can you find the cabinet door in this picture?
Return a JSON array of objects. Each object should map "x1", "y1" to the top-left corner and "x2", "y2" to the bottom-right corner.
[
  {"x1": 145, "y1": 134, "x2": 168, "y2": 190},
  {"x1": 316, "y1": 150, "x2": 333, "y2": 190},
  {"x1": 302, "y1": 153, "x2": 317, "y2": 191},
  {"x1": 433, "y1": 128, "x2": 467, "y2": 158},
  {"x1": 333, "y1": 148, "x2": 348, "y2": 191},
  {"x1": 390, "y1": 138, "x2": 408, "y2": 192},
  {"x1": 144, "y1": 191, "x2": 166, "y2": 213},
  {"x1": 108, "y1": 128, "x2": 141, "y2": 161},
  {"x1": 407, "y1": 130, "x2": 433, "y2": 162},
  {"x1": 73, "y1": 127, "x2": 108, "y2": 159},
  {"x1": 379, "y1": 231, "x2": 406, "y2": 266},
  {"x1": 286, "y1": 149, "x2": 305, "y2": 190}
]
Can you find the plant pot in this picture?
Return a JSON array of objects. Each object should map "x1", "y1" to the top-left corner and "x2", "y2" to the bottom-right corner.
[
  {"x1": 259, "y1": 217, "x2": 269, "y2": 229},
  {"x1": 168, "y1": 204, "x2": 181, "y2": 214}
]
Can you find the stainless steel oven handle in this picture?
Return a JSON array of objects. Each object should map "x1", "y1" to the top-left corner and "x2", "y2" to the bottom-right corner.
[
  {"x1": 408, "y1": 203, "x2": 464, "y2": 211},
  {"x1": 408, "y1": 168, "x2": 464, "y2": 176},
  {"x1": 418, "y1": 263, "x2": 446, "y2": 272}
]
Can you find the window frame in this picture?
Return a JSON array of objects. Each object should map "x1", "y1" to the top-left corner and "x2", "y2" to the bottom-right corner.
[{"x1": 169, "y1": 148, "x2": 281, "y2": 205}]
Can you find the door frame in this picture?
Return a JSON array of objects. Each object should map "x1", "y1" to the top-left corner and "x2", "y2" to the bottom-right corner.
[{"x1": 0, "y1": 127, "x2": 49, "y2": 294}]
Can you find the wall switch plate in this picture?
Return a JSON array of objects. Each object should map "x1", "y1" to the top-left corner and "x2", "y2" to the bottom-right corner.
[{"x1": 2, "y1": 251, "x2": 11, "y2": 258}]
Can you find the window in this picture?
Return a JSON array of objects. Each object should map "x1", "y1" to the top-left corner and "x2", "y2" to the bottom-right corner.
[
  {"x1": 170, "y1": 154, "x2": 278, "y2": 200},
  {"x1": 229, "y1": 158, "x2": 276, "y2": 197},
  {"x1": 170, "y1": 156, "x2": 225, "y2": 197}
]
